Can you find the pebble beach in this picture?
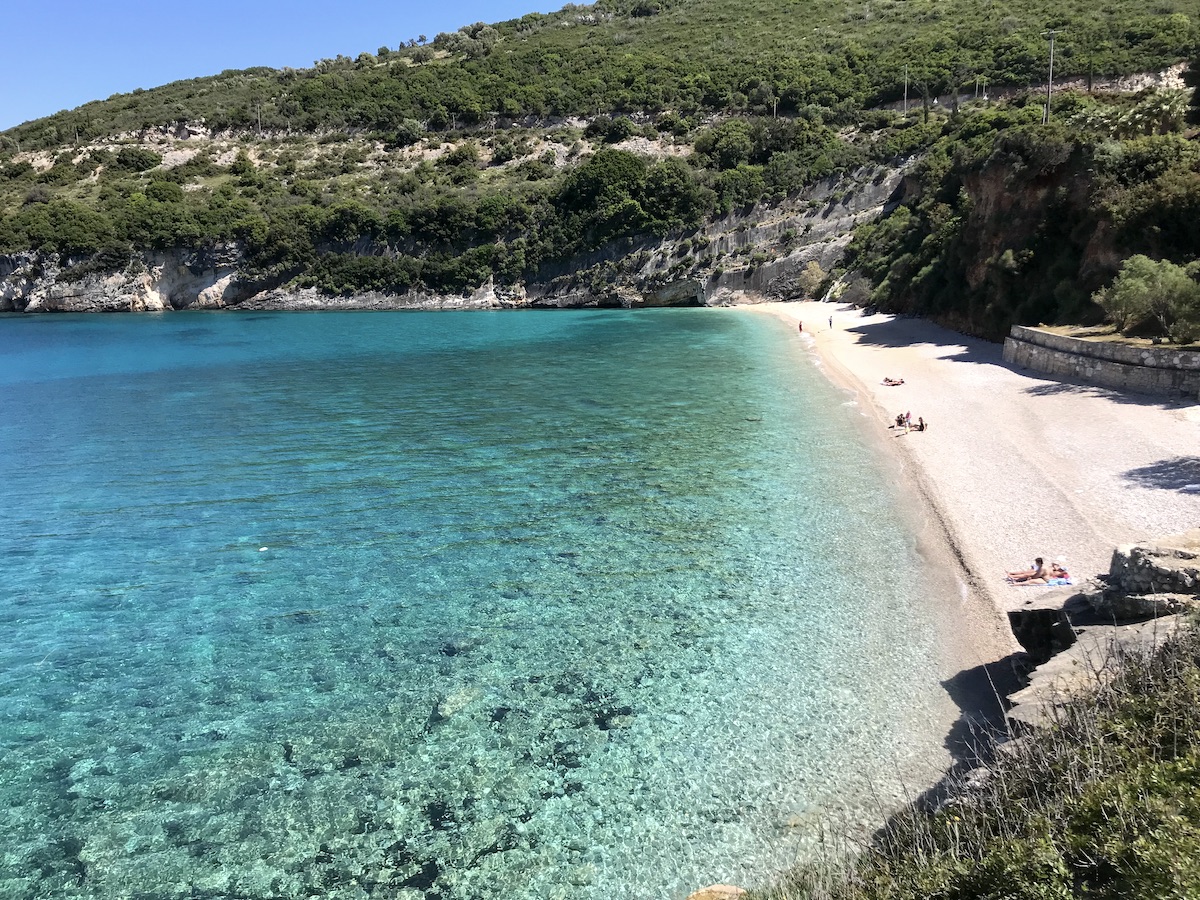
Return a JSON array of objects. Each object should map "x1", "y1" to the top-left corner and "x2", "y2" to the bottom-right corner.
[{"x1": 756, "y1": 301, "x2": 1200, "y2": 627}]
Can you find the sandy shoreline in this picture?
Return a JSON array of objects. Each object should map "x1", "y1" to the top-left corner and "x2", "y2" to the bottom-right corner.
[{"x1": 750, "y1": 301, "x2": 1200, "y2": 644}]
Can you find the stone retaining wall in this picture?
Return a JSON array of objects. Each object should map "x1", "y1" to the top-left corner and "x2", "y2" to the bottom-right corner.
[
  {"x1": 1003, "y1": 326, "x2": 1200, "y2": 400},
  {"x1": 1109, "y1": 531, "x2": 1200, "y2": 595}
]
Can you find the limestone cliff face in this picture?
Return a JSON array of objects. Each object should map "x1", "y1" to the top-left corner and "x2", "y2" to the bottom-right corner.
[
  {"x1": 886, "y1": 150, "x2": 1117, "y2": 339},
  {"x1": 706, "y1": 164, "x2": 910, "y2": 304},
  {"x1": 961, "y1": 161, "x2": 1113, "y2": 293},
  {"x1": 522, "y1": 162, "x2": 909, "y2": 310},
  {"x1": 0, "y1": 164, "x2": 905, "y2": 314},
  {"x1": 1, "y1": 246, "x2": 250, "y2": 313}
]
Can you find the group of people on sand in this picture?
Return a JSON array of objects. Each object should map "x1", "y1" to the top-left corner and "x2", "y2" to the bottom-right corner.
[
  {"x1": 892, "y1": 411, "x2": 927, "y2": 433},
  {"x1": 1006, "y1": 557, "x2": 1072, "y2": 585},
  {"x1": 882, "y1": 378, "x2": 925, "y2": 432}
]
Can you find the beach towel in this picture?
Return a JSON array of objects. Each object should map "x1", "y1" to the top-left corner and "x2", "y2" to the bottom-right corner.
[{"x1": 1005, "y1": 576, "x2": 1075, "y2": 586}]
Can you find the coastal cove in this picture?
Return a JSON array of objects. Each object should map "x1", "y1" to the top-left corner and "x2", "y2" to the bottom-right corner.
[
  {"x1": 5, "y1": 0, "x2": 1200, "y2": 891},
  {"x1": 1, "y1": 309, "x2": 1001, "y2": 900}
]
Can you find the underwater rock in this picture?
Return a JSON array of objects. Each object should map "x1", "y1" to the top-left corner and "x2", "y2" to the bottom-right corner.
[
  {"x1": 437, "y1": 685, "x2": 482, "y2": 718},
  {"x1": 687, "y1": 885, "x2": 747, "y2": 900}
]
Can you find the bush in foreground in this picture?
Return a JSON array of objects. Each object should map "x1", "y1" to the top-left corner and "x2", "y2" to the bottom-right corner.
[{"x1": 758, "y1": 620, "x2": 1200, "y2": 900}]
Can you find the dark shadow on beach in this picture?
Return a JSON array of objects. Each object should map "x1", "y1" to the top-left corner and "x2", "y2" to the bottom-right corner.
[
  {"x1": 1122, "y1": 455, "x2": 1200, "y2": 493},
  {"x1": 852, "y1": 652, "x2": 1028, "y2": 851},
  {"x1": 841, "y1": 317, "x2": 1005, "y2": 369},
  {"x1": 840, "y1": 314, "x2": 1194, "y2": 411},
  {"x1": 1022, "y1": 379, "x2": 1192, "y2": 410},
  {"x1": 938, "y1": 655, "x2": 1025, "y2": 768},
  {"x1": 855, "y1": 653, "x2": 1028, "y2": 851}
]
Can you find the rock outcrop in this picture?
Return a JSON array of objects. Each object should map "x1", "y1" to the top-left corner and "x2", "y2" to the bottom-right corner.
[
  {"x1": 1004, "y1": 530, "x2": 1200, "y2": 729},
  {"x1": 1104, "y1": 529, "x2": 1200, "y2": 610},
  {"x1": 1, "y1": 246, "x2": 249, "y2": 313},
  {"x1": 1006, "y1": 616, "x2": 1181, "y2": 729}
]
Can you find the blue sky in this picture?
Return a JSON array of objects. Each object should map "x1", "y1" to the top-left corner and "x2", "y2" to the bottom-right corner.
[{"x1": 0, "y1": 1, "x2": 565, "y2": 131}]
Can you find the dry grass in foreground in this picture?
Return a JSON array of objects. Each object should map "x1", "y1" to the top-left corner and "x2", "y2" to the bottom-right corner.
[{"x1": 757, "y1": 618, "x2": 1200, "y2": 900}]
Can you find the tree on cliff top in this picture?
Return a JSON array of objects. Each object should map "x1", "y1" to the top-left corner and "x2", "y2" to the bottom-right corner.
[{"x1": 1094, "y1": 254, "x2": 1200, "y2": 342}]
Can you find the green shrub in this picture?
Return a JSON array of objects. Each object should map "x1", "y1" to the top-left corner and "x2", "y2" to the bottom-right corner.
[
  {"x1": 113, "y1": 147, "x2": 162, "y2": 172},
  {"x1": 36, "y1": 162, "x2": 82, "y2": 186},
  {"x1": 604, "y1": 117, "x2": 638, "y2": 144},
  {"x1": 228, "y1": 150, "x2": 254, "y2": 175},
  {"x1": 439, "y1": 141, "x2": 479, "y2": 169},
  {"x1": 1094, "y1": 254, "x2": 1200, "y2": 339},
  {"x1": 2, "y1": 160, "x2": 35, "y2": 180},
  {"x1": 146, "y1": 180, "x2": 184, "y2": 203},
  {"x1": 18, "y1": 198, "x2": 115, "y2": 257}
]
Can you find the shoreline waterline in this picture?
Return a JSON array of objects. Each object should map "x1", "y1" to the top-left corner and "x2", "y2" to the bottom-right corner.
[
  {"x1": 743, "y1": 299, "x2": 1200, "y2": 621},
  {"x1": 701, "y1": 294, "x2": 1200, "y2": 891},
  {"x1": 744, "y1": 303, "x2": 1015, "y2": 665},
  {"x1": 745, "y1": 303, "x2": 1022, "y2": 798}
]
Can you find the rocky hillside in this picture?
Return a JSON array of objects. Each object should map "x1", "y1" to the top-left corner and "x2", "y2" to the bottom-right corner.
[
  {"x1": 2, "y1": 0, "x2": 1200, "y2": 336},
  {"x1": 0, "y1": 154, "x2": 906, "y2": 313}
]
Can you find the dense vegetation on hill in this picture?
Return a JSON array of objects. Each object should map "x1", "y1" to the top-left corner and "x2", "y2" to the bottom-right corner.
[
  {"x1": 5, "y1": 0, "x2": 1198, "y2": 147},
  {"x1": 840, "y1": 85, "x2": 1200, "y2": 338},
  {"x1": 2, "y1": 0, "x2": 1200, "y2": 338}
]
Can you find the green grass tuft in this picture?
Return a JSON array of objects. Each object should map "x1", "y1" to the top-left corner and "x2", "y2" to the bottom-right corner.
[{"x1": 757, "y1": 619, "x2": 1200, "y2": 900}]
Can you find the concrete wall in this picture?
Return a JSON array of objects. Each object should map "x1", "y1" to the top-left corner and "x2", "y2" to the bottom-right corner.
[{"x1": 1003, "y1": 326, "x2": 1200, "y2": 400}]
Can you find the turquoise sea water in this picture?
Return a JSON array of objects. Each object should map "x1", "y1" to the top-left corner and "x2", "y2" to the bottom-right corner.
[{"x1": 0, "y1": 309, "x2": 966, "y2": 900}]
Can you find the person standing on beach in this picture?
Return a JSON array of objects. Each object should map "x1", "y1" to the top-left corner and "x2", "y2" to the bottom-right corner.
[
  {"x1": 828, "y1": 316, "x2": 833, "y2": 329},
  {"x1": 798, "y1": 321, "x2": 803, "y2": 332}
]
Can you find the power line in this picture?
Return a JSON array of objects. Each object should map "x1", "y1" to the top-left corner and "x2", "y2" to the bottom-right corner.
[{"x1": 1041, "y1": 29, "x2": 1063, "y2": 124}]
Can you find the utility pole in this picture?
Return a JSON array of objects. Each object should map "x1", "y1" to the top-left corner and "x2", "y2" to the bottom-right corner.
[
  {"x1": 903, "y1": 64, "x2": 908, "y2": 115},
  {"x1": 1041, "y1": 29, "x2": 1061, "y2": 124}
]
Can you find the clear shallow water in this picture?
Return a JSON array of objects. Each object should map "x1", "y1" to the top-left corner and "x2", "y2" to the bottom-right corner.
[{"x1": 0, "y1": 310, "x2": 963, "y2": 900}]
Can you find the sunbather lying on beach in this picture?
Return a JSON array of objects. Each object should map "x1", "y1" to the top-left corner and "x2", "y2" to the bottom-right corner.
[
  {"x1": 1006, "y1": 558, "x2": 1047, "y2": 583},
  {"x1": 882, "y1": 376, "x2": 905, "y2": 386},
  {"x1": 1048, "y1": 563, "x2": 1071, "y2": 583},
  {"x1": 1010, "y1": 563, "x2": 1073, "y2": 586}
]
